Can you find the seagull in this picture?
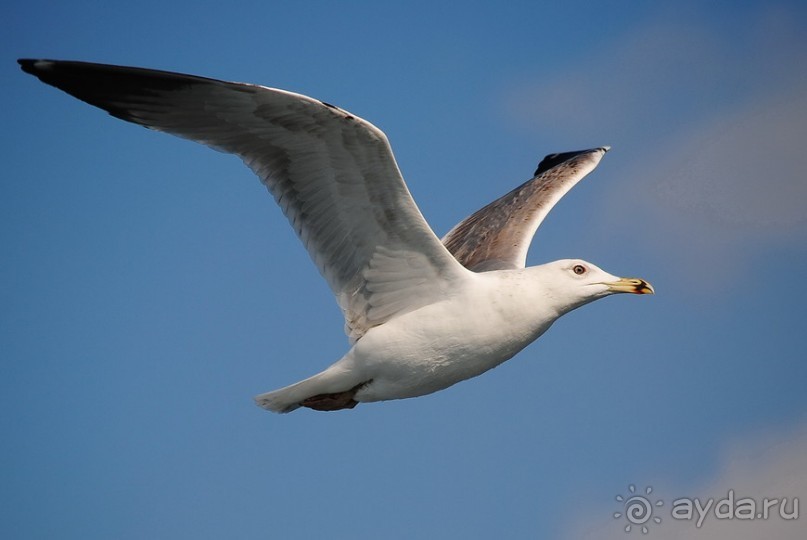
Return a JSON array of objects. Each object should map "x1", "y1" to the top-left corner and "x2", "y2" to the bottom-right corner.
[{"x1": 19, "y1": 59, "x2": 654, "y2": 413}]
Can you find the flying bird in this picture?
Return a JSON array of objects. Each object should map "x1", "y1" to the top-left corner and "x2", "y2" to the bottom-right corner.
[{"x1": 19, "y1": 59, "x2": 653, "y2": 413}]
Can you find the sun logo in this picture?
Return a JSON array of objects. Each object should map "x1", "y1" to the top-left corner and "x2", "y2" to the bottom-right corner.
[{"x1": 613, "y1": 484, "x2": 664, "y2": 534}]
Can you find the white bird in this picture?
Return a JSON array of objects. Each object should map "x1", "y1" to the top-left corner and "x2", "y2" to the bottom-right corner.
[{"x1": 19, "y1": 59, "x2": 654, "y2": 413}]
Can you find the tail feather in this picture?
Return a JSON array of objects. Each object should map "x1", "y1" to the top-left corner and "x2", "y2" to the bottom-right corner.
[
  {"x1": 254, "y1": 363, "x2": 361, "y2": 414},
  {"x1": 254, "y1": 387, "x2": 303, "y2": 413}
]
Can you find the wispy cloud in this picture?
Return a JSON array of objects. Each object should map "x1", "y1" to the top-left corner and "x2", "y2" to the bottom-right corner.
[
  {"x1": 631, "y1": 86, "x2": 807, "y2": 235},
  {"x1": 564, "y1": 420, "x2": 807, "y2": 539},
  {"x1": 501, "y1": 5, "x2": 806, "y2": 140},
  {"x1": 502, "y1": 18, "x2": 724, "y2": 141}
]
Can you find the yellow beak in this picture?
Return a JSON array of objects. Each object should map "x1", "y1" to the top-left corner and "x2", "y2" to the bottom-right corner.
[{"x1": 603, "y1": 277, "x2": 655, "y2": 295}]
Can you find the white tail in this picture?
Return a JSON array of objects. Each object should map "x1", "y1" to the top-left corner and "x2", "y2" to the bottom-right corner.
[
  {"x1": 254, "y1": 362, "x2": 362, "y2": 413},
  {"x1": 254, "y1": 386, "x2": 304, "y2": 413}
]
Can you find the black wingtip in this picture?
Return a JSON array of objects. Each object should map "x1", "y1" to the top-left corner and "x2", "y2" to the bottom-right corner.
[
  {"x1": 18, "y1": 59, "x2": 67, "y2": 82},
  {"x1": 17, "y1": 59, "x2": 162, "y2": 124},
  {"x1": 533, "y1": 146, "x2": 609, "y2": 176},
  {"x1": 18, "y1": 58, "x2": 42, "y2": 75}
]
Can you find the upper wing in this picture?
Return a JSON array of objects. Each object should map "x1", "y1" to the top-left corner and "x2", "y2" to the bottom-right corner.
[
  {"x1": 441, "y1": 147, "x2": 609, "y2": 271},
  {"x1": 19, "y1": 59, "x2": 469, "y2": 342}
]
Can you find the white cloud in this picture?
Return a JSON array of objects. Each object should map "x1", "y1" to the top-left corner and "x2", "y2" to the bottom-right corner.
[
  {"x1": 501, "y1": 18, "x2": 724, "y2": 141},
  {"x1": 563, "y1": 420, "x2": 807, "y2": 539},
  {"x1": 651, "y1": 91, "x2": 807, "y2": 233},
  {"x1": 612, "y1": 85, "x2": 807, "y2": 265},
  {"x1": 501, "y1": 4, "x2": 807, "y2": 142}
]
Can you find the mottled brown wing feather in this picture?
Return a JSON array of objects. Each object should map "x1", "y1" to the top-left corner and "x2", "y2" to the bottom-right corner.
[{"x1": 442, "y1": 148, "x2": 609, "y2": 271}]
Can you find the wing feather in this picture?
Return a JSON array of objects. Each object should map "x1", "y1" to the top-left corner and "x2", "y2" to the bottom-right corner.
[
  {"x1": 442, "y1": 147, "x2": 609, "y2": 271},
  {"x1": 19, "y1": 59, "x2": 468, "y2": 342}
]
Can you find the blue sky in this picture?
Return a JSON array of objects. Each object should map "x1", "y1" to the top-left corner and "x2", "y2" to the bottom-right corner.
[{"x1": 3, "y1": 1, "x2": 806, "y2": 539}]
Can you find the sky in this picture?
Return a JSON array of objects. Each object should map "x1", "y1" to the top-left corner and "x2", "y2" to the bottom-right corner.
[{"x1": 2, "y1": 1, "x2": 806, "y2": 539}]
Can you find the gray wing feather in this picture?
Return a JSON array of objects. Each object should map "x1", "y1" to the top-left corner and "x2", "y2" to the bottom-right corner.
[
  {"x1": 19, "y1": 59, "x2": 468, "y2": 342},
  {"x1": 442, "y1": 147, "x2": 609, "y2": 271}
]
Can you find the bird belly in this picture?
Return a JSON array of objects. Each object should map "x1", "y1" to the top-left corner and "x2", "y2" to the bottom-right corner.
[{"x1": 351, "y1": 282, "x2": 555, "y2": 403}]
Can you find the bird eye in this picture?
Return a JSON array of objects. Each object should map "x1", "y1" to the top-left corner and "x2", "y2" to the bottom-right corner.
[{"x1": 572, "y1": 264, "x2": 586, "y2": 275}]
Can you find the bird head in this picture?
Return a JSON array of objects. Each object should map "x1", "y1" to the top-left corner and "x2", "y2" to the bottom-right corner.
[{"x1": 536, "y1": 259, "x2": 654, "y2": 314}]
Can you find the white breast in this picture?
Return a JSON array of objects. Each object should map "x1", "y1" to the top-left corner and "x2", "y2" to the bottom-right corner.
[{"x1": 352, "y1": 270, "x2": 560, "y2": 402}]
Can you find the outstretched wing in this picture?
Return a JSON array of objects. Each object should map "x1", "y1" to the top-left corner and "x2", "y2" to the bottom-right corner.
[
  {"x1": 442, "y1": 147, "x2": 609, "y2": 271},
  {"x1": 19, "y1": 59, "x2": 469, "y2": 342}
]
